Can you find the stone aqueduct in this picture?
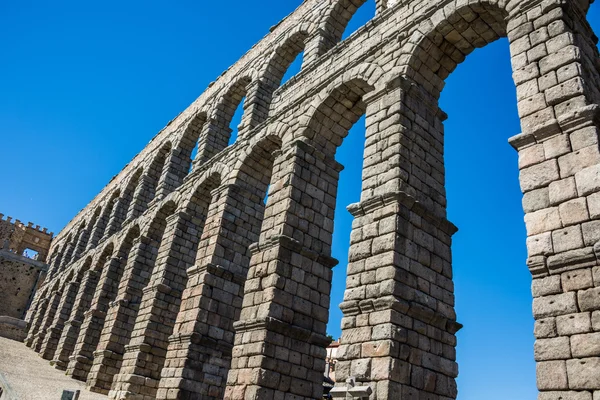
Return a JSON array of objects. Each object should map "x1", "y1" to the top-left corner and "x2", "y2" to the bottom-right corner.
[{"x1": 23, "y1": 0, "x2": 600, "y2": 399}]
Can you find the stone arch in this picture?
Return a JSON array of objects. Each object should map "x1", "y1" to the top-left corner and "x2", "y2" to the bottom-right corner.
[
  {"x1": 46, "y1": 243, "x2": 64, "y2": 279},
  {"x1": 49, "y1": 255, "x2": 97, "y2": 369},
  {"x1": 316, "y1": 0, "x2": 381, "y2": 56},
  {"x1": 176, "y1": 111, "x2": 208, "y2": 172},
  {"x1": 145, "y1": 142, "x2": 172, "y2": 202},
  {"x1": 259, "y1": 29, "x2": 310, "y2": 116},
  {"x1": 104, "y1": 182, "x2": 220, "y2": 399},
  {"x1": 86, "y1": 201, "x2": 178, "y2": 394},
  {"x1": 233, "y1": 135, "x2": 283, "y2": 203},
  {"x1": 299, "y1": 74, "x2": 377, "y2": 156},
  {"x1": 85, "y1": 190, "x2": 120, "y2": 252},
  {"x1": 122, "y1": 166, "x2": 144, "y2": 222},
  {"x1": 76, "y1": 256, "x2": 93, "y2": 280},
  {"x1": 203, "y1": 76, "x2": 253, "y2": 155},
  {"x1": 57, "y1": 231, "x2": 78, "y2": 273},
  {"x1": 77, "y1": 206, "x2": 102, "y2": 255},
  {"x1": 92, "y1": 241, "x2": 115, "y2": 273},
  {"x1": 63, "y1": 239, "x2": 118, "y2": 381},
  {"x1": 396, "y1": 1, "x2": 509, "y2": 99},
  {"x1": 226, "y1": 66, "x2": 382, "y2": 400},
  {"x1": 183, "y1": 161, "x2": 231, "y2": 203}
]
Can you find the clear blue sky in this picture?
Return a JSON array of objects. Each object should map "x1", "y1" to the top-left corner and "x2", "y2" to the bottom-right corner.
[{"x1": 1, "y1": 2, "x2": 599, "y2": 399}]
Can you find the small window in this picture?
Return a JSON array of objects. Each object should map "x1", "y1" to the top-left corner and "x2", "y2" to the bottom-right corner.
[{"x1": 23, "y1": 248, "x2": 39, "y2": 260}]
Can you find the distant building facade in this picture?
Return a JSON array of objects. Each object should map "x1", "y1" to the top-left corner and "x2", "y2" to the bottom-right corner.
[{"x1": 0, "y1": 213, "x2": 52, "y2": 341}]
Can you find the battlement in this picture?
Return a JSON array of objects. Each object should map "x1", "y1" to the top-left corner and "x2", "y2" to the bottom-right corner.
[
  {"x1": 0, "y1": 213, "x2": 53, "y2": 237},
  {"x1": 0, "y1": 212, "x2": 53, "y2": 263}
]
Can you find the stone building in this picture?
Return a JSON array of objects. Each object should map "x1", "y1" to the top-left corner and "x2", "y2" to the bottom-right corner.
[
  {"x1": 24, "y1": 0, "x2": 600, "y2": 399},
  {"x1": 0, "y1": 213, "x2": 52, "y2": 341}
]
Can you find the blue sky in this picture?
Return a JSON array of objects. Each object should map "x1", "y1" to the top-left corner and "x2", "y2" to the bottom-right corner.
[{"x1": 1, "y1": 1, "x2": 599, "y2": 399}]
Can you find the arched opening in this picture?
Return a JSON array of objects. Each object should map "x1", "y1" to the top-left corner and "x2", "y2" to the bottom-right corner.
[
  {"x1": 265, "y1": 31, "x2": 309, "y2": 106},
  {"x1": 78, "y1": 207, "x2": 101, "y2": 253},
  {"x1": 109, "y1": 175, "x2": 224, "y2": 397},
  {"x1": 39, "y1": 267, "x2": 80, "y2": 360},
  {"x1": 216, "y1": 77, "x2": 251, "y2": 149},
  {"x1": 228, "y1": 97, "x2": 245, "y2": 146},
  {"x1": 327, "y1": 114, "x2": 366, "y2": 342},
  {"x1": 66, "y1": 239, "x2": 119, "y2": 382},
  {"x1": 146, "y1": 142, "x2": 172, "y2": 204},
  {"x1": 319, "y1": 0, "x2": 377, "y2": 56},
  {"x1": 51, "y1": 256, "x2": 98, "y2": 369},
  {"x1": 279, "y1": 48, "x2": 304, "y2": 86},
  {"x1": 180, "y1": 113, "x2": 206, "y2": 175},
  {"x1": 123, "y1": 167, "x2": 143, "y2": 222},
  {"x1": 56, "y1": 233, "x2": 74, "y2": 272},
  {"x1": 303, "y1": 79, "x2": 372, "y2": 346},
  {"x1": 86, "y1": 203, "x2": 176, "y2": 393},
  {"x1": 157, "y1": 138, "x2": 283, "y2": 400},
  {"x1": 397, "y1": 4, "x2": 539, "y2": 397},
  {"x1": 340, "y1": 0, "x2": 376, "y2": 40},
  {"x1": 441, "y1": 40, "x2": 536, "y2": 399},
  {"x1": 86, "y1": 190, "x2": 120, "y2": 252},
  {"x1": 224, "y1": 78, "x2": 374, "y2": 400}
]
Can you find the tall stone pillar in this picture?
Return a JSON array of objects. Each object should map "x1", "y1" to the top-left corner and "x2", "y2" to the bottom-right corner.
[
  {"x1": 125, "y1": 175, "x2": 155, "y2": 223},
  {"x1": 39, "y1": 281, "x2": 80, "y2": 360},
  {"x1": 52, "y1": 269, "x2": 100, "y2": 370},
  {"x1": 31, "y1": 289, "x2": 63, "y2": 352},
  {"x1": 25, "y1": 297, "x2": 49, "y2": 347},
  {"x1": 225, "y1": 138, "x2": 340, "y2": 400},
  {"x1": 329, "y1": 79, "x2": 461, "y2": 399},
  {"x1": 154, "y1": 152, "x2": 185, "y2": 200},
  {"x1": 87, "y1": 203, "x2": 115, "y2": 252},
  {"x1": 303, "y1": 29, "x2": 337, "y2": 67},
  {"x1": 71, "y1": 228, "x2": 89, "y2": 263},
  {"x1": 105, "y1": 197, "x2": 128, "y2": 238},
  {"x1": 505, "y1": 0, "x2": 600, "y2": 397},
  {"x1": 156, "y1": 184, "x2": 265, "y2": 400},
  {"x1": 67, "y1": 255, "x2": 126, "y2": 381},
  {"x1": 108, "y1": 212, "x2": 195, "y2": 399},
  {"x1": 195, "y1": 120, "x2": 233, "y2": 166},
  {"x1": 60, "y1": 237, "x2": 78, "y2": 271},
  {"x1": 85, "y1": 236, "x2": 160, "y2": 393}
]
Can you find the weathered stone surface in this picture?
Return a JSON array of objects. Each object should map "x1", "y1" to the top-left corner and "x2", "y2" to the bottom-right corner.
[
  {"x1": 521, "y1": 160, "x2": 561, "y2": 192},
  {"x1": 535, "y1": 336, "x2": 571, "y2": 360},
  {"x1": 537, "y1": 360, "x2": 568, "y2": 390},
  {"x1": 534, "y1": 293, "x2": 578, "y2": 318},
  {"x1": 557, "y1": 313, "x2": 592, "y2": 336},
  {"x1": 536, "y1": 317, "x2": 558, "y2": 338},
  {"x1": 562, "y1": 269, "x2": 594, "y2": 292},
  {"x1": 538, "y1": 391, "x2": 592, "y2": 400},
  {"x1": 558, "y1": 198, "x2": 590, "y2": 226},
  {"x1": 22, "y1": 1, "x2": 600, "y2": 399},
  {"x1": 579, "y1": 288, "x2": 600, "y2": 312},
  {"x1": 576, "y1": 165, "x2": 600, "y2": 196},
  {"x1": 571, "y1": 333, "x2": 600, "y2": 358},
  {"x1": 533, "y1": 275, "x2": 562, "y2": 297},
  {"x1": 567, "y1": 358, "x2": 600, "y2": 389},
  {"x1": 525, "y1": 208, "x2": 563, "y2": 236},
  {"x1": 549, "y1": 178, "x2": 577, "y2": 205},
  {"x1": 0, "y1": 214, "x2": 51, "y2": 333}
]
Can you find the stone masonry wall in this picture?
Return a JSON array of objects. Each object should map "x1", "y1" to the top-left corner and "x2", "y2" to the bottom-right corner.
[
  {"x1": 0, "y1": 214, "x2": 52, "y2": 341},
  {"x1": 0, "y1": 256, "x2": 42, "y2": 319},
  {"x1": 25, "y1": 0, "x2": 600, "y2": 399}
]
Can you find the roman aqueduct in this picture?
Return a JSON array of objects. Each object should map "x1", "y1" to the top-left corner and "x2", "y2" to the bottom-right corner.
[{"x1": 23, "y1": 0, "x2": 600, "y2": 398}]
